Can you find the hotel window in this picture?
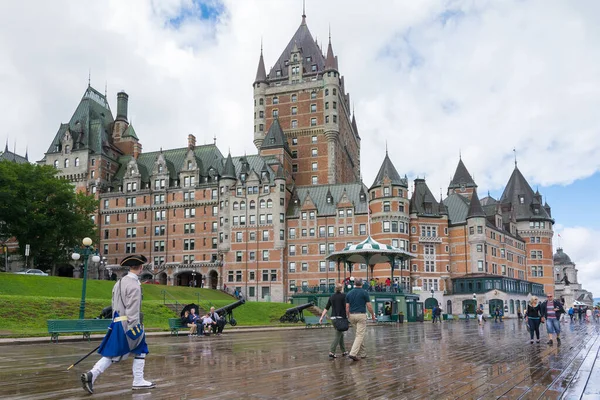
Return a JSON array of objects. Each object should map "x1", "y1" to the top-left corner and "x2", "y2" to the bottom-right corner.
[
  {"x1": 311, "y1": 118, "x2": 317, "y2": 126},
  {"x1": 325, "y1": 102, "x2": 329, "y2": 109},
  {"x1": 383, "y1": 221, "x2": 390, "y2": 233},
  {"x1": 312, "y1": 176, "x2": 318, "y2": 185},
  {"x1": 477, "y1": 260, "x2": 484, "y2": 271},
  {"x1": 301, "y1": 246, "x2": 308, "y2": 255},
  {"x1": 291, "y1": 106, "x2": 297, "y2": 115},
  {"x1": 291, "y1": 94, "x2": 297, "y2": 102},
  {"x1": 291, "y1": 138, "x2": 298, "y2": 145},
  {"x1": 273, "y1": 96, "x2": 279, "y2": 104},
  {"x1": 262, "y1": 250, "x2": 269, "y2": 261},
  {"x1": 301, "y1": 263, "x2": 308, "y2": 271},
  {"x1": 328, "y1": 226, "x2": 334, "y2": 237},
  {"x1": 311, "y1": 148, "x2": 318, "y2": 156},
  {"x1": 311, "y1": 104, "x2": 317, "y2": 112},
  {"x1": 236, "y1": 252, "x2": 242, "y2": 262},
  {"x1": 477, "y1": 244, "x2": 483, "y2": 252},
  {"x1": 311, "y1": 91, "x2": 317, "y2": 99},
  {"x1": 311, "y1": 162, "x2": 318, "y2": 170},
  {"x1": 383, "y1": 201, "x2": 390, "y2": 212},
  {"x1": 333, "y1": 115, "x2": 337, "y2": 123},
  {"x1": 183, "y1": 239, "x2": 195, "y2": 251},
  {"x1": 359, "y1": 224, "x2": 366, "y2": 235},
  {"x1": 289, "y1": 262, "x2": 296, "y2": 272},
  {"x1": 319, "y1": 244, "x2": 326, "y2": 255},
  {"x1": 272, "y1": 109, "x2": 278, "y2": 118},
  {"x1": 291, "y1": 120, "x2": 298, "y2": 128},
  {"x1": 289, "y1": 228, "x2": 296, "y2": 239},
  {"x1": 236, "y1": 232, "x2": 243, "y2": 242},
  {"x1": 249, "y1": 252, "x2": 255, "y2": 261}
]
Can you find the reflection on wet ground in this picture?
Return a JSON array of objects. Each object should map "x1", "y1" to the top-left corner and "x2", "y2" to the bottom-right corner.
[{"x1": 0, "y1": 320, "x2": 598, "y2": 399}]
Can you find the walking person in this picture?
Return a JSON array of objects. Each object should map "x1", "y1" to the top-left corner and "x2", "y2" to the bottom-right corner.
[
  {"x1": 319, "y1": 283, "x2": 348, "y2": 358},
  {"x1": 540, "y1": 293, "x2": 565, "y2": 346},
  {"x1": 494, "y1": 306, "x2": 500, "y2": 322},
  {"x1": 525, "y1": 296, "x2": 543, "y2": 343},
  {"x1": 345, "y1": 279, "x2": 376, "y2": 361},
  {"x1": 568, "y1": 306, "x2": 574, "y2": 322},
  {"x1": 476, "y1": 304, "x2": 485, "y2": 326},
  {"x1": 81, "y1": 255, "x2": 155, "y2": 394}
]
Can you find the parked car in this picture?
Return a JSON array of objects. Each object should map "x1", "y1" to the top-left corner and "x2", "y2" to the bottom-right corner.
[{"x1": 15, "y1": 269, "x2": 48, "y2": 276}]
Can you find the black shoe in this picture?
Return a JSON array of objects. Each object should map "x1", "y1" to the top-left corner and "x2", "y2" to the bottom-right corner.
[
  {"x1": 557, "y1": 337, "x2": 561, "y2": 345},
  {"x1": 348, "y1": 355, "x2": 360, "y2": 361},
  {"x1": 342, "y1": 352, "x2": 349, "y2": 357},
  {"x1": 328, "y1": 352, "x2": 337, "y2": 358},
  {"x1": 547, "y1": 340, "x2": 553, "y2": 345},
  {"x1": 81, "y1": 371, "x2": 94, "y2": 394}
]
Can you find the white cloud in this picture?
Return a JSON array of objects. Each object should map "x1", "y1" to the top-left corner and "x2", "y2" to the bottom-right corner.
[
  {"x1": 0, "y1": 1, "x2": 599, "y2": 198},
  {"x1": 554, "y1": 225, "x2": 599, "y2": 299}
]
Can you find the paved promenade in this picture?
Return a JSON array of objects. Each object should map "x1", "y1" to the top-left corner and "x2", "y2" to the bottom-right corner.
[{"x1": 0, "y1": 319, "x2": 598, "y2": 399}]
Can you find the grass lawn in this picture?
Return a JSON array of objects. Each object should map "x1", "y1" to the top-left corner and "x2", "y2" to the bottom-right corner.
[
  {"x1": 0, "y1": 274, "x2": 296, "y2": 337},
  {"x1": 0, "y1": 273, "x2": 234, "y2": 301}
]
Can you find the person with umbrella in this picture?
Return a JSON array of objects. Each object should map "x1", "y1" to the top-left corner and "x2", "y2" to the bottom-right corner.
[{"x1": 80, "y1": 255, "x2": 155, "y2": 394}]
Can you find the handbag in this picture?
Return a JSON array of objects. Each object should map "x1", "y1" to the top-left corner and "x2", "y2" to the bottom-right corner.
[{"x1": 332, "y1": 317, "x2": 349, "y2": 332}]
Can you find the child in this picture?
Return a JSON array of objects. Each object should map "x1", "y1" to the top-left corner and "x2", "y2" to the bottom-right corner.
[{"x1": 202, "y1": 314, "x2": 215, "y2": 335}]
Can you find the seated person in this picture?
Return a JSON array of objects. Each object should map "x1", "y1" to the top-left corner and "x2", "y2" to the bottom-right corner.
[
  {"x1": 201, "y1": 314, "x2": 216, "y2": 335},
  {"x1": 186, "y1": 308, "x2": 199, "y2": 336},
  {"x1": 209, "y1": 307, "x2": 225, "y2": 335}
]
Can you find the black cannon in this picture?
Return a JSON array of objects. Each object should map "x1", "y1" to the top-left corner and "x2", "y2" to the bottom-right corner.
[
  {"x1": 96, "y1": 306, "x2": 113, "y2": 319},
  {"x1": 214, "y1": 299, "x2": 246, "y2": 326},
  {"x1": 279, "y1": 302, "x2": 314, "y2": 323}
]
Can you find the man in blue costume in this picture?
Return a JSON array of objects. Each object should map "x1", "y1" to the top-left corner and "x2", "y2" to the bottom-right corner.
[{"x1": 81, "y1": 255, "x2": 155, "y2": 394}]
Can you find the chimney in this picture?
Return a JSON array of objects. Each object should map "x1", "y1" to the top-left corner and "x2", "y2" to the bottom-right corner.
[
  {"x1": 133, "y1": 142, "x2": 142, "y2": 159},
  {"x1": 116, "y1": 91, "x2": 129, "y2": 122},
  {"x1": 188, "y1": 134, "x2": 196, "y2": 149}
]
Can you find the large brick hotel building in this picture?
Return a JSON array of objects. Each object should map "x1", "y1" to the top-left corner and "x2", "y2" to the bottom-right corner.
[{"x1": 39, "y1": 12, "x2": 554, "y2": 312}]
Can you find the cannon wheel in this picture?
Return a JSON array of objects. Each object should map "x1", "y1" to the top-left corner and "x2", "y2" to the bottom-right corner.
[
  {"x1": 279, "y1": 316, "x2": 287, "y2": 323},
  {"x1": 300, "y1": 316, "x2": 305, "y2": 323},
  {"x1": 229, "y1": 317, "x2": 237, "y2": 326},
  {"x1": 292, "y1": 314, "x2": 300, "y2": 323}
]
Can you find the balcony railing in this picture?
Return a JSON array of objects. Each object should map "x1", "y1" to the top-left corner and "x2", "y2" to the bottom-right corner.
[{"x1": 418, "y1": 236, "x2": 442, "y2": 243}]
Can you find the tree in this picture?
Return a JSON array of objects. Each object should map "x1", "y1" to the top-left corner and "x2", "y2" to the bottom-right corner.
[{"x1": 0, "y1": 161, "x2": 98, "y2": 273}]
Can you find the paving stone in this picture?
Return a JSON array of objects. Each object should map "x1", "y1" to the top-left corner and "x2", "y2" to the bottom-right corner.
[{"x1": 0, "y1": 320, "x2": 598, "y2": 399}]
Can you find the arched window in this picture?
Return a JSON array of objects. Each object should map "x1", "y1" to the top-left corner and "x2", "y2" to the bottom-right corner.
[
  {"x1": 53, "y1": 160, "x2": 59, "y2": 168},
  {"x1": 267, "y1": 199, "x2": 273, "y2": 208},
  {"x1": 65, "y1": 145, "x2": 70, "y2": 154},
  {"x1": 259, "y1": 98, "x2": 264, "y2": 106},
  {"x1": 74, "y1": 157, "x2": 80, "y2": 167},
  {"x1": 158, "y1": 165, "x2": 163, "y2": 173},
  {"x1": 273, "y1": 96, "x2": 279, "y2": 105},
  {"x1": 233, "y1": 202, "x2": 239, "y2": 211},
  {"x1": 240, "y1": 201, "x2": 246, "y2": 210},
  {"x1": 260, "y1": 199, "x2": 266, "y2": 209},
  {"x1": 250, "y1": 200, "x2": 256, "y2": 209},
  {"x1": 64, "y1": 159, "x2": 69, "y2": 168}
]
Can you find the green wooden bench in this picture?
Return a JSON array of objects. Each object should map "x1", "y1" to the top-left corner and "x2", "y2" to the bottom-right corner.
[
  {"x1": 305, "y1": 316, "x2": 329, "y2": 328},
  {"x1": 47, "y1": 319, "x2": 112, "y2": 343},
  {"x1": 168, "y1": 318, "x2": 185, "y2": 336}
]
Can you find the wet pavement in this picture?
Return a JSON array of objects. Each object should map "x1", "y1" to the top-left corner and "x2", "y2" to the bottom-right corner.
[{"x1": 0, "y1": 319, "x2": 599, "y2": 400}]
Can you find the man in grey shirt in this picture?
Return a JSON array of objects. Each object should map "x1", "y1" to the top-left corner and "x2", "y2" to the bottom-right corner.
[{"x1": 345, "y1": 278, "x2": 376, "y2": 361}]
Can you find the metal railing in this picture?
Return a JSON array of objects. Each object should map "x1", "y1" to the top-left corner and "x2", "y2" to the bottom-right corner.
[{"x1": 160, "y1": 289, "x2": 183, "y2": 315}]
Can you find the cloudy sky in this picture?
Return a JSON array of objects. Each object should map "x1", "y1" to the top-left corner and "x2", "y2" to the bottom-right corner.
[{"x1": 1, "y1": 0, "x2": 599, "y2": 297}]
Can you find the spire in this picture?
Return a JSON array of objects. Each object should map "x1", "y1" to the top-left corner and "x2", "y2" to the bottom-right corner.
[
  {"x1": 254, "y1": 44, "x2": 267, "y2": 83},
  {"x1": 222, "y1": 153, "x2": 236, "y2": 179},
  {"x1": 301, "y1": 0, "x2": 306, "y2": 25},
  {"x1": 467, "y1": 190, "x2": 486, "y2": 219},
  {"x1": 4, "y1": 138, "x2": 7, "y2": 153},
  {"x1": 25, "y1": 146, "x2": 28, "y2": 161},
  {"x1": 324, "y1": 30, "x2": 337, "y2": 71}
]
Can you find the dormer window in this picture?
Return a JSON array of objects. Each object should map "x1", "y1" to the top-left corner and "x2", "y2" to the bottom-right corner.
[
  {"x1": 293, "y1": 54, "x2": 298, "y2": 61},
  {"x1": 187, "y1": 161, "x2": 192, "y2": 169},
  {"x1": 360, "y1": 193, "x2": 366, "y2": 201},
  {"x1": 326, "y1": 196, "x2": 332, "y2": 204},
  {"x1": 311, "y1": 65, "x2": 317, "y2": 72},
  {"x1": 276, "y1": 70, "x2": 281, "y2": 77},
  {"x1": 306, "y1": 56, "x2": 311, "y2": 62},
  {"x1": 65, "y1": 145, "x2": 70, "y2": 154},
  {"x1": 519, "y1": 196, "x2": 524, "y2": 204},
  {"x1": 158, "y1": 165, "x2": 163, "y2": 173}
]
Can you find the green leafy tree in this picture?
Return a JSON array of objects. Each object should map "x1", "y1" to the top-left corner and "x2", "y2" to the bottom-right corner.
[{"x1": 0, "y1": 162, "x2": 98, "y2": 273}]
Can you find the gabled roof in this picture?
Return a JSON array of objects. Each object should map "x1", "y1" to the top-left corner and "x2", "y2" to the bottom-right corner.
[
  {"x1": 267, "y1": 16, "x2": 325, "y2": 80},
  {"x1": 112, "y1": 144, "x2": 223, "y2": 183},
  {"x1": 261, "y1": 119, "x2": 291, "y2": 154},
  {"x1": 0, "y1": 143, "x2": 28, "y2": 164},
  {"x1": 499, "y1": 166, "x2": 553, "y2": 222},
  {"x1": 287, "y1": 183, "x2": 368, "y2": 217},
  {"x1": 409, "y1": 179, "x2": 444, "y2": 217},
  {"x1": 444, "y1": 193, "x2": 469, "y2": 224},
  {"x1": 448, "y1": 158, "x2": 477, "y2": 190},
  {"x1": 467, "y1": 190, "x2": 486, "y2": 219},
  {"x1": 370, "y1": 152, "x2": 407, "y2": 189},
  {"x1": 122, "y1": 124, "x2": 138, "y2": 140},
  {"x1": 45, "y1": 85, "x2": 115, "y2": 157}
]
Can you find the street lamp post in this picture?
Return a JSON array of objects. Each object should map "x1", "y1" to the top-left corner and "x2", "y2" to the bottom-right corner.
[{"x1": 71, "y1": 237, "x2": 100, "y2": 320}]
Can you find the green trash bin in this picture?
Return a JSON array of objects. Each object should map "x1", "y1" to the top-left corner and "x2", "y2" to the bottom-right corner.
[
  {"x1": 442, "y1": 314, "x2": 448, "y2": 321},
  {"x1": 398, "y1": 313, "x2": 405, "y2": 323}
]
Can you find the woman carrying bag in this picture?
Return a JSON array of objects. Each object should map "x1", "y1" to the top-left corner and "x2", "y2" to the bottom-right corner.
[
  {"x1": 319, "y1": 283, "x2": 349, "y2": 358},
  {"x1": 525, "y1": 296, "x2": 543, "y2": 344}
]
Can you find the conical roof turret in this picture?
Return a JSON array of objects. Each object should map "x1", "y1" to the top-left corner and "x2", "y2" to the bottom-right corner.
[
  {"x1": 467, "y1": 189, "x2": 486, "y2": 219},
  {"x1": 325, "y1": 36, "x2": 337, "y2": 71},
  {"x1": 254, "y1": 48, "x2": 267, "y2": 84},
  {"x1": 221, "y1": 153, "x2": 236, "y2": 179}
]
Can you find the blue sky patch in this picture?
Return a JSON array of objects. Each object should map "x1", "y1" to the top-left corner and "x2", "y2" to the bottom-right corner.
[{"x1": 168, "y1": 0, "x2": 225, "y2": 29}]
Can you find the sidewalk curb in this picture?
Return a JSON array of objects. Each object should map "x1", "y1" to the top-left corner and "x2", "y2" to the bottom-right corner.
[{"x1": 0, "y1": 325, "x2": 315, "y2": 346}]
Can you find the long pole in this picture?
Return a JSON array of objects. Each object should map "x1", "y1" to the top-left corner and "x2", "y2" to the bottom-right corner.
[
  {"x1": 79, "y1": 248, "x2": 89, "y2": 319},
  {"x1": 67, "y1": 344, "x2": 100, "y2": 370}
]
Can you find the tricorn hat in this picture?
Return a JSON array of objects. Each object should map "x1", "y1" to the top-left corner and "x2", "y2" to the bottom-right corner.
[{"x1": 120, "y1": 254, "x2": 148, "y2": 267}]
